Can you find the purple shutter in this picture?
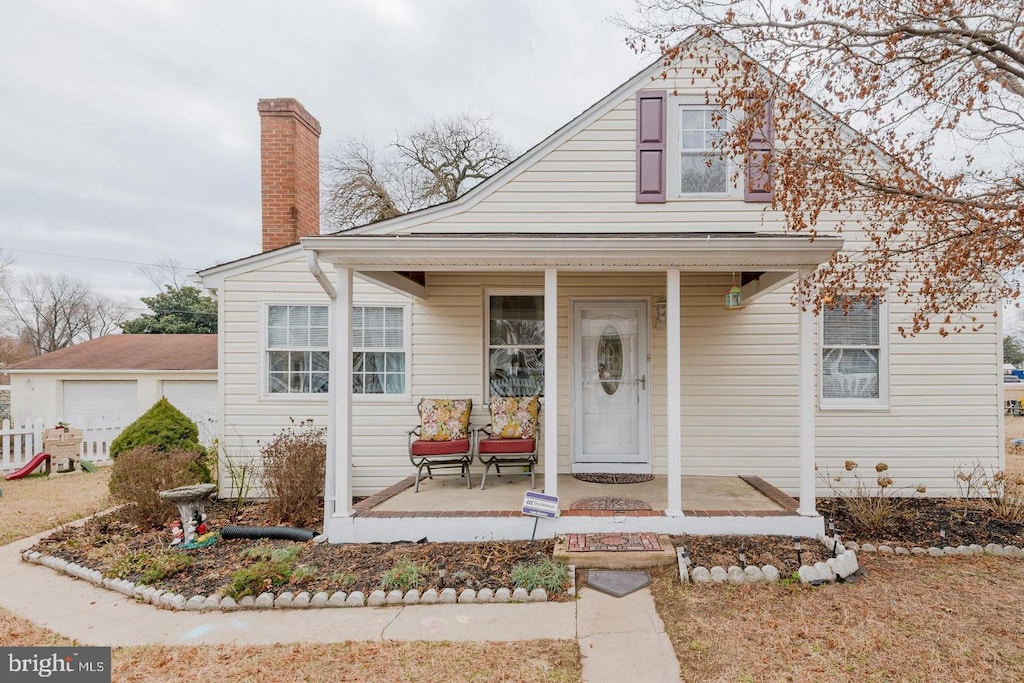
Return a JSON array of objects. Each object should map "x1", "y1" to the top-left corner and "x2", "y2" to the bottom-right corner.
[
  {"x1": 745, "y1": 100, "x2": 774, "y2": 202},
  {"x1": 636, "y1": 90, "x2": 667, "y2": 203}
]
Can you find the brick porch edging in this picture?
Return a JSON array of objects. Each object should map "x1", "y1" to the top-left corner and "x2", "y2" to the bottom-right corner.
[
  {"x1": 20, "y1": 549, "x2": 576, "y2": 611},
  {"x1": 738, "y1": 475, "x2": 800, "y2": 511}
]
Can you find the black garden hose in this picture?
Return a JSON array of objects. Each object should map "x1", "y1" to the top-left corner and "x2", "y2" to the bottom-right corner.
[{"x1": 220, "y1": 525, "x2": 316, "y2": 541}]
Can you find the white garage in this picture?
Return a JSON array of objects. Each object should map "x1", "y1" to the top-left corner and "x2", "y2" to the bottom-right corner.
[{"x1": 62, "y1": 380, "x2": 139, "y2": 426}]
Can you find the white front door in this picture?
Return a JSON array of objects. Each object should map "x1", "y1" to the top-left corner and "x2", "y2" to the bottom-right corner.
[{"x1": 571, "y1": 300, "x2": 651, "y2": 471}]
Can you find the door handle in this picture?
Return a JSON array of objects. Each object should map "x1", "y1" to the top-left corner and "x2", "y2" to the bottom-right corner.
[{"x1": 637, "y1": 375, "x2": 646, "y2": 390}]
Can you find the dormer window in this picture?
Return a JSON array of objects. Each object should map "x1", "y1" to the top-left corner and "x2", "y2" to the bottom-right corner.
[{"x1": 678, "y1": 107, "x2": 728, "y2": 195}]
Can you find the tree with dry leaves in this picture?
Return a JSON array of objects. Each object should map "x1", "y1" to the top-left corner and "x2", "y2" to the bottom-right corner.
[
  {"x1": 322, "y1": 113, "x2": 514, "y2": 230},
  {"x1": 622, "y1": 0, "x2": 1024, "y2": 334},
  {"x1": 0, "y1": 273, "x2": 130, "y2": 355}
]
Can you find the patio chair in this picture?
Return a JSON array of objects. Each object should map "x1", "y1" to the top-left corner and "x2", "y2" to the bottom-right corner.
[
  {"x1": 408, "y1": 398, "x2": 475, "y2": 492},
  {"x1": 477, "y1": 396, "x2": 540, "y2": 490}
]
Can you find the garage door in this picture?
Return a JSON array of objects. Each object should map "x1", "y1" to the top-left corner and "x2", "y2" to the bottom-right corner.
[
  {"x1": 162, "y1": 381, "x2": 218, "y2": 446},
  {"x1": 62, "y1": 381, "x2": 138, "y2": 427}
]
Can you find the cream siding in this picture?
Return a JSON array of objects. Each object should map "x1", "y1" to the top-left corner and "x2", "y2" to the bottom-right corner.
[{"x1": 219, "y1": 259, "x2": 1000, "y2": 498}]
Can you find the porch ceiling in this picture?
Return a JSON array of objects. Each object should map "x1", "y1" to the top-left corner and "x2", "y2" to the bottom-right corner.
[{"x1": 302, "y1": 232, "x2": 843, "y2": 271}]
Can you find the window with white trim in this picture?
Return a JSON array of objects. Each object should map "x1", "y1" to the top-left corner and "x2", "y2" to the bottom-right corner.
[
  {"x1": 352, "y1": 305, "x2": 407, "y2": 395},
  {"x1": 267, "y1": 305, "x2": 329, "y2": 394},
  {"x1": 678, "y1": 106, "x2": 727, "y2": 194},
  {"x1": 487, "y1": 294, "x2": 544, "y2": 397},
  {"x1": 821, "y1": 297, "x2": 884, "y2": 402}
]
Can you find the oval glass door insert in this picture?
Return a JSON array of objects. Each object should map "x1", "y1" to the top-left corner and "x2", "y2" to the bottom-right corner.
[{"x1": 597, "y1": 323, "x2": 624, "y2": 395}]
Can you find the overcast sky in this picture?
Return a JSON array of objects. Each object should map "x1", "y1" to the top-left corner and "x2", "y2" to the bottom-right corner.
[{"x1": 0, "y1": 0, "x2": 650, "y2": 312}]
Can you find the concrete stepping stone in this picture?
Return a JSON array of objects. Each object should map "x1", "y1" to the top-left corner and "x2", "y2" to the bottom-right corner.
[{"x1": 586, "y1": 570, "x2": 651, "y2": 598}]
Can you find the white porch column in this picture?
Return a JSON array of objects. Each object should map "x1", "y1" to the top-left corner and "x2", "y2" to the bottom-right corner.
[
  {"x1": 666, "y1": 269, "x2": 683, "y2": 516},
  {"x1": 331, "y1": 265, "x2": 354, "y2": 518},
  {"x1": 797, "y1": 269, "x2": 817, "y2": 516},
  {"x1": 544, "y1": 268, "x2": 559, "y2": 498}
]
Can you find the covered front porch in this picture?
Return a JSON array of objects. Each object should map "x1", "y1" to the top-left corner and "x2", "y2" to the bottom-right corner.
[
  {"x1": 336, "y1": 473, "x2": 817, "y2": 542},
  {"x1": 303, "y1": 233, "x2": 843, "y2": 543}
]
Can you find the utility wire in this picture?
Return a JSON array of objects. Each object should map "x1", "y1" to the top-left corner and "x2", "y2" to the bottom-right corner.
[{"x1": 3, "y1": 247, "x2": 202, "y2": 271}]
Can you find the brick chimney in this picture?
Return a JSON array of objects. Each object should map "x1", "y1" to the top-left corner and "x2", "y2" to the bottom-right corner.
[{"x1": 257, "y1": 98, "x2": 321, "y2": 252}]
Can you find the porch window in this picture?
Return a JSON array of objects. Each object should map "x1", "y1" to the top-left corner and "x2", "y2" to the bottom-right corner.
[
  {"x1": 678, "y1": 106, "x2": 727, "y2": 194},
  {"x1": 488, "y1": 294, "x2": 544, "y2": 397},
  {"x1": 267, "y1": 305, "x2": 329, "y2": 394},
  {"x1": 821, "y1": 297, "x2": 886, "y2": 404},
  {"x1": 352, "y1": 305, "x2": 407, "y2": 395}
]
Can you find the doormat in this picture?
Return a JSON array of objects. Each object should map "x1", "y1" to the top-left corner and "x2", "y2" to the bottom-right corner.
[
  {"x1": 586, "y1": 570, "x2": 651, "y2": 597},
  {"x1": 569, "y1": 497, "x2": 652, "y2": 511},
  {"x1": 566, "y1": 532, "x2": 662, "y2": 552},
  {"x1": 573, "y1": 473, "x2": 654, "y2": 484}
]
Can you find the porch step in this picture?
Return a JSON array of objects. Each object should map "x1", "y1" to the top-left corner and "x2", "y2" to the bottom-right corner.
[{"x1": 554, "y1": 533, "x2": 676, "y2": 570}]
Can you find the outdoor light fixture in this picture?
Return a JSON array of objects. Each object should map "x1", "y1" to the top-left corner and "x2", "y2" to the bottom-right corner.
[
  {"x1": 939, "y1": 528, "x2": 947, "y2": 546},
  {"x1": 438, "y1": 561, "x2": 447, "y2": 586},
  {"x1": 654, "y1": 297, "x2": 667, "y2": 329},
  {"x1": 793, "y1": 537, "x2": 803, "y2": 567},
  {"x1": 738, "y1": 547, "x2": 747, "y2": 568},
  {"x1": 724, "y1": 272, "x2": 744, "y2": 310},
  {"x1": 679, "y1": 549, "x2": 691, "y2": 567}
]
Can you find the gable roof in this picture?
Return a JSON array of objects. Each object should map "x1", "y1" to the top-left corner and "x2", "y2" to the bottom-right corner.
[{"x1": 9, "y1": 335, "x2": 217, "y2": 372}]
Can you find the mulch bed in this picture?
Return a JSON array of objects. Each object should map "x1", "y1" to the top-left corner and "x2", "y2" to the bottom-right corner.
[
  {"x1": 32, "y1": 501, "x2": 565, "y2": 600},
  {"x1": 818, "y1": 497, "x2": 1024, "y2": 547},
  {"x1": 28, "y1": 496, "x2": 1024, "y2": 602}
]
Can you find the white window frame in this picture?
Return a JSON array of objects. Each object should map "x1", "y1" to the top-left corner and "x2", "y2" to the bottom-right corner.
[
  {"x1": 484, "y1": 289, "x2": 545, "y2": 400},
  {"x1": 819, "y1": 296, "x2": 890, "y2": 411},
  {"x1": 666, "y1": 95, "x2": 737, "y2": 199},
  {"x1": 351, "y1": 302, "x2": 411, "y2": 403},
  {"x1": 261, "y1": 302, "x2": 331, "y2": 401}
]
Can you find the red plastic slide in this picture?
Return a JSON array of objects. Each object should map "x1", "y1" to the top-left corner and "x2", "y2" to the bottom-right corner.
[{"x1": 4, "y1": 452, "x2": 50, "y2": 480}]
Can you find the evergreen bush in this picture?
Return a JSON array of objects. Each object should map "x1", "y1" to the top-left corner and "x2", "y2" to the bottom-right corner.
[{"x1": 109, "y1": 398, "x2": 209, "y2": 479}]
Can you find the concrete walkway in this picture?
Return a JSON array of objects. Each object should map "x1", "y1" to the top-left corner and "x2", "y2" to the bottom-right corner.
[{"x1": 0, "y1": 532, "x2": 681, "y2": 680}]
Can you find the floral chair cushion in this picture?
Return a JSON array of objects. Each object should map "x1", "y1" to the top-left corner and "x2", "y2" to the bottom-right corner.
[
  {"x1": 418, "y1": 398, "x2": 473, "y2": 441},
  {"x1": 489, "y1": 396, "x2": 540, "y2": 439}
]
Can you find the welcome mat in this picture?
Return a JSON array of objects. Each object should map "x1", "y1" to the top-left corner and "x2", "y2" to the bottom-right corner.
[
  {"x1": 566, "y1": 532, "x2": 663, "y2": 552},
  {"x1": 572, "y1": 473, "x2": 655, "y2": 484},
  {"x1": 569, "y1": 497, "x2": 653, "y2": 511}
]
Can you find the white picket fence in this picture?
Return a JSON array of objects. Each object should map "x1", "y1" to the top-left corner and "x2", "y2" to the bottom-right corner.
[{"x1": 0, "y1": 419, "x2": 125, "y2": 472}]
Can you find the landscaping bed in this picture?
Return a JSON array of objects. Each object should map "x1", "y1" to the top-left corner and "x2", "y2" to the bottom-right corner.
[
  {"x1": 31, "y1": 501, "x2": 570, "y2": 601},
  {"x1": 818, "y1": 497, "x2": 1024, "y2": 547}
]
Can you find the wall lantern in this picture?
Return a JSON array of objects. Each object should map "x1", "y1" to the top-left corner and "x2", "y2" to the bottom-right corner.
[
  {"x1": 654, "y1": 297, "x2": 667, "y2": 329},
  {"x1": 725, "y1": 273, "x2": 744, "y2": 311}
]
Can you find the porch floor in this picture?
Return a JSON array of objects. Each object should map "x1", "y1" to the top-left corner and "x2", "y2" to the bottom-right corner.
[{"x1": 357, "y1": 473, "x2": 796, "y2": 516}]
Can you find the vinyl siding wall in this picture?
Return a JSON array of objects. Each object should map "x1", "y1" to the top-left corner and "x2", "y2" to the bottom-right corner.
[{"x1": 217, "y1": 257, "x2": 1001, "y2": 498}]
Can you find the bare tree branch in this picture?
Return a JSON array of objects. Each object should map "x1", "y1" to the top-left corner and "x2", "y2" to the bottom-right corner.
[{"x1": 321, "y1": 113, "x2": 513, "y2": 231}]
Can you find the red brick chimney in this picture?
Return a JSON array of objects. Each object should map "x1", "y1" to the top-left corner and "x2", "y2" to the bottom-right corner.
[{"x1": 258, "y1": 98, "x2": 321, "y2": 252}]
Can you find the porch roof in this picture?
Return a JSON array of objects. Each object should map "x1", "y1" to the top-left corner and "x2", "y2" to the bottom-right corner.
[{"x1": 302, "y1": 232, "x2": 843, "y2": 271}]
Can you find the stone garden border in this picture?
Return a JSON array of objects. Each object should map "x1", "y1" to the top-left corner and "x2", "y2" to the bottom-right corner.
[
  {"x1": 679, "y1": 536, "x2": 859, "y2": 586},
  {"x1": 20, "y1": 549, "x2": 576, "y2": 611}
]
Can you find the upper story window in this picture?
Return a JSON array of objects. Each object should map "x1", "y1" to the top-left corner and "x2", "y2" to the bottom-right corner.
[
  {"x1": 678, "y1": 106, "x2": 727, "y2": 195},
  {"x1": 267, "y1": 305, "x2": 329, "y2": 394},
  {"x1": 821, "y1": 297, "x2": 888, "y2": 407},
  {"x1": 488, "y1": 294, "x2": 544, "y2": 398},
  {"x1": 352, "y1": 305, "x2": 407, "y2": 396}
]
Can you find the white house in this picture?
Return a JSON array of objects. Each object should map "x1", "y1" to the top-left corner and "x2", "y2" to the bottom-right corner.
[{"x1": 199, "y1": 36, "x2": 1003, "y2": 543}]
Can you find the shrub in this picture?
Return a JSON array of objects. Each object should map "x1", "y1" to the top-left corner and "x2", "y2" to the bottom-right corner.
[
  {"x1": 261, "y1": 420, "x2": 326, "y2": 526},
  {"x1": 107, "y1": 549, "x2": 194, "y2": 584},
  {"x1": 821, "y1": 460, "x2": 925, "y2": 536},
  {"x1": 956, "y1": 461, "x2": 1024, "y2": 523},
  {"x1": 380, "y1": 558, "x2": 429, "y2": 592},
  {"x1": 226, "y1": 545, "x2": 304, "y2": 599},
  {"x1": 110, "y1": 398, "x2": 208, "y2": 472},
  {"x1": 510, "y1": 557, "x2": 570, "y2": 593},
  {"x1": 108, "y1": 446, "x2": 210, "y2": 527}
]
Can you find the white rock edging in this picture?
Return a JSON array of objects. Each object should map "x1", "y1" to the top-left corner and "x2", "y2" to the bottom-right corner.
[
  {"x1": 20, "y1": 549, "x2": 567, "y2": 611},
  {"x1": 685, "y1": 535, "x2": 861, "y2": 586}
]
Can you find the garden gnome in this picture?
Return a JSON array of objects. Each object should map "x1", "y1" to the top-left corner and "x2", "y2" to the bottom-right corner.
[{"x1": 170, "y1": 520, "x2": 184, "y2": 546}]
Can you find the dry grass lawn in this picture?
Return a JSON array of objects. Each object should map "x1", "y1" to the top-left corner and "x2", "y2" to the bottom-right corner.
[
  {"x1": 0, "y1": 609, "x2": 580, "y2": 682},
  {"x1": 653, "y1": 554, "x2": 1024, "y2": 682},
  {"x1": 0, "y1": 468, "x2": 113, "y2": 545}
]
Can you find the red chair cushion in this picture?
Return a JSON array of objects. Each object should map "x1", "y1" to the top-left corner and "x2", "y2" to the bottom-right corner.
[
  {"x1": 478, "y1": 437, "x2": 536, "y2": 455},
  {"x1": 410, "y1": 438, "x2": 471, "y2": 457}
]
